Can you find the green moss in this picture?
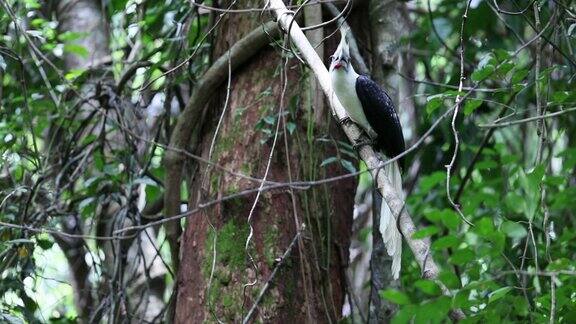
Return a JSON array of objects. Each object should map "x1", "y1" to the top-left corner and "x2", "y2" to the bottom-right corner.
[
  {"x1": 202, "y1": 219, "x2": 253, "y2": 321},
  {"x1": 221, "y1": 294, "x2": 234, "y2": 308},
  {"x1": 204, "y1": 220, "x2": 250, "y2": 273},
  {"x1": 241, "y1": 162, "x2": 252, "y2": 175},
  {"x1": 210, "y1": 173, "x2": 220, "y2": 195},
  {"x1": 263, "y1": 224, "x2": 279, "y2": 267},
  {"x1": 212, "y1": 106, "x2": 245, "y2": 161},
  {"x1": 223, "y1": 182, "x2": 240, "y2": 196}
]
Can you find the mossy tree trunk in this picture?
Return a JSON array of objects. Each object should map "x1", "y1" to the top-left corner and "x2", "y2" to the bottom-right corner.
[{"x1": 174, "y1": 2, "x2": 355, "y2": 323}]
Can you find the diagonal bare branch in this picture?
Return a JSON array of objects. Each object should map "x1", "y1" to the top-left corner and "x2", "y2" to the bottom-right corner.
[{"x1": 267, "y1": 0, "x2": 465, "y2": 319}]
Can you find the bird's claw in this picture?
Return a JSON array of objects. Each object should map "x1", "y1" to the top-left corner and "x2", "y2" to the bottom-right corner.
[
  {"x1": 353, "y1": 138, "x2": 373, "y2": 150},
  {"x1": 338, "y1": 116, "x2": 353, "y2": 126}
]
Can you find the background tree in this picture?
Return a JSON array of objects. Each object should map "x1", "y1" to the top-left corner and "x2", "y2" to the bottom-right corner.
[{"x1": 1, "y1": 0, "x2": 575, "y2": 323}]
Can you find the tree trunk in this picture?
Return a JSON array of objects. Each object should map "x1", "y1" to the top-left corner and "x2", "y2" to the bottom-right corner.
[
  {"x1": 367, "y1": 0, "x2": 415, "y2": 321},
  {"x1": 174, "y1": 3, "x2": 355, "y2": 323},
  {"x1": 52, "y1": 0, "x2": 110, "y2": 318}
]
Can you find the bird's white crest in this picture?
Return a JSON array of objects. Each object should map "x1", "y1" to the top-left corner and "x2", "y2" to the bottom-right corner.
[
  {"x1": 329, "y1": 27, "x2": 352, "y2": 72},
  {"x1": 334, "y1": 28, "x2": 350, "y2": 60}
]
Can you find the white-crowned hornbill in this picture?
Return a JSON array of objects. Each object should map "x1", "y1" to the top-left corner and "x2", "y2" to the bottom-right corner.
[{"x1": 329, "y1": 29, "x2": 406, "y2": 279}]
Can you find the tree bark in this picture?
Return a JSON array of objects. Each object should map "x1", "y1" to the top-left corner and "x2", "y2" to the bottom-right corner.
[{"x1": 174, "y1": 3, "x2": 355, "y2": 322}]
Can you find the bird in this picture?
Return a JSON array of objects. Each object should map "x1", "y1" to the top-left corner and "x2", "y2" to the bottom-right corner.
[{"x1": 329, "y1": 29, "x2": 406, "y2": 279}]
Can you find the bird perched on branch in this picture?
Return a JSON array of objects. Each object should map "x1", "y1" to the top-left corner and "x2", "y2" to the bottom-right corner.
[{"x1": 329, "y1": 29, "x2": 406, "y2": 279}]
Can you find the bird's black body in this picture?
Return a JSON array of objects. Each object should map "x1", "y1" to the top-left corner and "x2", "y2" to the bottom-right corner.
[{"x1": 355, "y1": 75, "x2": 405, "y2": 168}]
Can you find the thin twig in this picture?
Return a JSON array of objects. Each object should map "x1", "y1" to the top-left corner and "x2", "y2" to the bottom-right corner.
[
  {"x1": 445, "y1": 0, "x2": 474, "y2": 226},
  {"x1": 477, "y1": 107, "x2": 576, "y2": 128}
]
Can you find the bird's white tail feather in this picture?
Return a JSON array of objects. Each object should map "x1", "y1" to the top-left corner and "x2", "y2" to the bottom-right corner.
[{"x1": 378, "y1": 161, "x2": 404, "y2": 280}]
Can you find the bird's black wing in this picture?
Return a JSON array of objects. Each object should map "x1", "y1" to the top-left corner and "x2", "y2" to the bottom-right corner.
[{"x1": 355, "y1": 75, "x2": 405, "y2": 168}]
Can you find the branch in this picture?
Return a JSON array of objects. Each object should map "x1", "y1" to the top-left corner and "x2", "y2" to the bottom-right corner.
[
  {"x1": 477, "y1": 107, "x2": 576, "y2": 129},
  {"x1": 268, "y1": 0, "x2": 465, "y2": 320},
  {"x1": 445, "y1": 0, "x2": 474, "y2": 227},
  {"x1": 52, "y1": 217, "x2": 94, "y2": 319}
]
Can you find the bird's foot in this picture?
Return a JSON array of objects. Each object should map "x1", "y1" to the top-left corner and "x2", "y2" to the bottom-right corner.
[
  {"x1": 353, "y1": 138, "x2": 374, "y2": 150},
  {"x1": 338, "y1": 116, "x2": 353, "y2": 126}
]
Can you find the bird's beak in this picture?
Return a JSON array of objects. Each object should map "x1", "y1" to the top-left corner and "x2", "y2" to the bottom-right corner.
[{"x1": 333, "y1": 58, "x2": 347, "y2": 71}]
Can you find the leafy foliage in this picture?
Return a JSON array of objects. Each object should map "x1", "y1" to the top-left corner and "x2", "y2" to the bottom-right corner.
[{"x1": 1, "y1": 0, "x2": 575, "y2": 322}]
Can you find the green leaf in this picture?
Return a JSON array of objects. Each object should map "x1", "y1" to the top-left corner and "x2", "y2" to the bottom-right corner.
[
  {"x1": 426, "y1": 96, "x2": 443, "y2": 114},
  {"x1": 449, "y1": 248, "x2": 475, "y2": 265},
  {"x1": 439, "y1": 271, "x2": 461, "y2": 289},
  {"x1": 512, "y1": 296, "x2": 529, "y2": 316},
  {"x1": 441, "y1": 209, "x2": 460, "y2": 230},
  {"x1": 475, "y1": 217, "x2": 495, "y2": 237},
  {"x1": 463, "y1": 99, "x2": 482, "y2": 116},
  {"x1": 488, "y1": 286, "x2": 512, "y2": 303},
  {"x1": 505, "y1": 192, "x2": 524, "y2": 214},
  {"x1": 424, "y1": 209, "x2": 443, "y2": 223},
  {"x1": 494, "y1": 49, "x2": 511, "y2": 61},
  {"x1": 79, "y1": 197, "x2": 96, "y2": 217},
  {"x1": 546, "y1": 258, "x2": 573, "y2": 271},
  {"x1": 476, "y1": 159, "x2": 498, "y2": 170},
  {"x1": 501, "y1": 221, "x2": 527, "y2": 239},
  {"x1": 443, "y1": 90, "x2": 464, "y2": 97},
  {"x1": 286, "y1": 122, "x2": 296, "y2": 134},
  {"x1": 379, "y1": 289, "x2": 411, "y2": 305},
  {"x1": 472, "y1": 53, "x2": 498, "y2": 82},
  {"x1": 340, "y1": 159, "x2": 357, "y2": 173},
  {"x1": 320, "y1": 157, "x2": 338, "y2": 167},
  {"x1": 512, "y1": 83, "x2": 524, "y2": 92},
  {"x1": 413, "y1": 296, "x2": 451, "y2": 323},
  {"x1": 423, "y1": 208, "x2": 459, "y2": 229},
  {"x1": 392, "y1": 305, "x2": 416, "y2": 324},
  {"x1": 24, "y1": 0, "x2": 41, "y2": 9},
  {"x1": 420, "y1": 172, "x2": 445, "y2": 192},
  {"x1": 412, "y1": 226, "x2": 439, "y2": 239},
  {"x1": 263, "y1": 115, "x2": 276, "y2": 125},
  {"x1": 58, "y1": 31, "x2": 88, "y2": 42},
  {"x1": 527, "y1": 164, "x2": 545, "y2": 186},
  {"x1": 65, "y1": 68, "x2": 86, "y2": 81},
  {"x1": 64, "y1": 44, "x2": 89, "y2": 58},
  {"x1": 497, "y1": 62, "x2": 515, "y2": 76},
  {"x1": 414, "y1": 280, "x2": 441, "y2": 295},
  {"x1": 551, "y1": 91, "x2": 571, "y2": 103},
  {"x1": 471, "y1": 65, "x2": 495, "y2": 82},
  {"x1": 432, "y1": 235, "x2": 460, "y2": 250},
  {"x1": 511, "y1": 68, "x2": 529, "y2": 84},
  {"x1": 36, "y1": 238, "x2": 54, "y2": 250}
]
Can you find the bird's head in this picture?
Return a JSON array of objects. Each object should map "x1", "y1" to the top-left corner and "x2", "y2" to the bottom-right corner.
[{"x1": 329, "y1": 28, "x2": 351, "y2": 73}]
